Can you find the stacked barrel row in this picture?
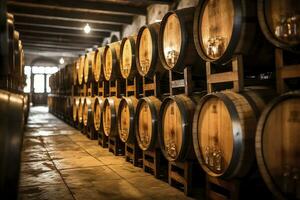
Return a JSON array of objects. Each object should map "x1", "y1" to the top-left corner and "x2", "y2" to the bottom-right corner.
[
  {"x1": 48, "y1": 64, "x2": 73, "y2": 123},
  {"x1": 48, "y1": 0, "x2": 300, "y2": 199},
  {"x1": 0, "y1": 11, "x2": 29, "y2": 198}
]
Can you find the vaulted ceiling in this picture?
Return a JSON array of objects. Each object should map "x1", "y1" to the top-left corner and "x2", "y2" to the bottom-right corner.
[{"x1": 7, "y1": 0, "x2": 174, "y2": 62}]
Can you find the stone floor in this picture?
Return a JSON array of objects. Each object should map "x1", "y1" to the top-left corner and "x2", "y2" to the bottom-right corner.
[{"x1": 19, "y1": 106, "x2": 195, "y2": 200}]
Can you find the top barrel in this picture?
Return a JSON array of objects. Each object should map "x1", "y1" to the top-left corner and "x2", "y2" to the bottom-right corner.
[
  {"x1": 258, "y1": 0, "x2": 300, "y2": 53},
  {"x1": 136, "y1": 23, "x2": 165, "y2": 78},
  {"x1": 193, "y1": 0, "x2": 274, "y2": 69}
]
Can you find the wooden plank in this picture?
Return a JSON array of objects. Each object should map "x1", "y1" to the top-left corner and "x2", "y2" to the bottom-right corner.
[
  {"x1": 20, "y1": 39, "x2": 94, "y2": 48},
  {"x1": 8, "y1": 4, "x2": 133, "y2": 25},
  {"x1": 279, "y1": 65, "x2": 300, "y2": 79},
  {"x1": 18, "y1": 29, "x2": 106, "y2": 39},
  {"x1": 20, "y1": 34, "x2": 103, "y2": 44},
  {"x1": 8, "y1": 0, "x2": 147, "y2": 16},
  {"x1": 22, "y1": 42, "x2": 86, "y2": 50},
  {"x1": 15, "y1": 24, "x2": 110, "y2": 37},
  {"x1": 207, "y1": 71, "x2": 239, "y2": 83},
  {"x1": 14, "y1": 16, "x2": 121, "y2": 32}
]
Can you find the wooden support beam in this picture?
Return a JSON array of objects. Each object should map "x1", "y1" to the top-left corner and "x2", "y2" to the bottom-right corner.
[
  {"x1": 8, "y1": 4, "x2": 133, "y2": 25},
  {"x1": 8, "y1": 0, "x2": 147, "y2": 16},
  {"x1": 19, "y1": 32, "x2": 102, "y2": 45},
  {"x1": 15, "y1": 24, "x2": 110, "y2": 38},
  {"x1": 19, "y1": 35, "x2": 101, "y2": 46},
  {"x1": 18, "y1": 29, "x2": 104, "y2": 40},
  {"x1": 14, "y1": 16, "x2": 121, "y2": 32},
  {"x1": 20, "y1": 39, "x2": 95, "y2": 48},
  {"x1": 23, "y1": 42, "x2": 87, "y2": 51}
]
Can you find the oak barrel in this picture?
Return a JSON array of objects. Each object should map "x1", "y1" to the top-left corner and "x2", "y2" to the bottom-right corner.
[
  {"x1": 159, "y1": 93, "x2": 205, "y2": 162},
  {"x1": 102, "y1": 96, "x2": 121, "y2": 137},
  {"x1": 136, "y1": 23, "x2": 165, "y2": 78},
  {"x1": 77, "y1": 55, "x2": 85, "y2": 85},
  {"x1": 7, "y1": 13, "x2": 15, "y2": 76},
  {"x1": 0, "y1": 89, "x2": 25, "y2": 198},
  {"x1": 73, "y1": 60, "x2": 79, "y2": 85},
  {"x1": 93, "y1": 97, "x2": 104, "y2": 132},
  {"x1": 83, "y1": 97, "x2": 94, "y2": 128},
  {"x1": 117, "y1": 96, "x2": 138, "y2": 143},
  {"x1": 193, "y1": 0, "x2": 274, "y2": 71},
  {"x1": 83, "y1": 51, "x2": 95, "y2": 84},
  {"x1": 120, "y1": 36, "x2": 138, "y2": 79},
  {"x1": 258, "y1": 0, "x2": 300, "y2": 53},
  {"x1": 135, "y1": 96, "x2": 162, "y2": 151},
  {"x1": 93, "y1": 47, "x2": 104, "y2": 82},
  {"x1": 193, "y1": 88, "x2": 275, "y2": 179},
  {"x1": 158, "y1": 7, "x2": 203, "y2": 72},
  {"x1": 256, "y1": 90, "x2": 300, "y2": 199},
  {"x1": 103, "y1": 41, "x2": 121, "y2": 81}
]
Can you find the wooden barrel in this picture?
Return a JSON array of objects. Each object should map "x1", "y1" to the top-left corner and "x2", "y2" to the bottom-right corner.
[
  {"x1": 136, "y1": 23, "x2": 165, "y2": 78},
  {"x1": 103, "y1": 41, "x2": 121, "y2": 81},
  {"x1": 120, "y1": 36, "x2": 138, "y2": 79},
  {"x1": 17, "y1": 40, "x2": 23, "y2": 83},
  {"x1": 23, "y1": 93, "x2": 30, "y2": 124},
  {"x1": 93, "y1": 97, "x2": 104, "y2": 132},
  {"x1": 7, "y1": 13, "x2": 15, "y2": 76},
  {"x1": 65, "y1": 64, "x2": 73, "y2": 90},
  {"x1": 72, "y1": 97, "x2": 79, "y2": 122},
  {"x1": 135, "y1": 96, "x2": 162, "y2": 151},
  {"x1": 73, "y1": 60, "x2": 79, "y2": 85},
  {"x1": 0, "y1": 89, "x2": 25, "y2": 198},
  {"x1": 77, "y1": 55, "x2": 85, "y2": 85},
  {"x1": 256, "y1": 90, "x2": 300, "y2": 200},
  {"x1": 102, "y1": 96, "x2": 121, "y2": 137},
  {"x1": 258, "y1": 0, "x2": 300, "y2": 53},
  {"x1": 193, "y1": 88, "x2": 275, "y2": 179},
  {"x1": 193, "y1": 0, "x2": 274, "y2": 70},
  {"x1": 117, "y1": 96, "x2": 138, "y2": 143},
  {"x1": 84, "y1": 51, "x2": 95, "y2": 84},
  {"x1": 159, "y1": 93, "x2": 205, "y2": 162},
  {"x1": 13, "y1": 31, "x2": 20, "y2": 79},
  {"x1": 93, "y1": 47, "x2": 104, "y2": 82},
  {"x1": 158, "y1": 7, "x2": 203, "y2": 72},
  {"x1": 83, "y1": 97, "x2": 94, "y2": 128},
  {"x1": 78, "y1": 97, "x2": 84, "y2": 124},
  {"x1": 65, "y1": 96, "x2": 72, "y2": 121}
]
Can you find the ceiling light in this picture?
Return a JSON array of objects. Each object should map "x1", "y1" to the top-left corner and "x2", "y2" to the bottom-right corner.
[
  {"x1": 59, "y1": 57, "x2": 65, "y2": 65},
  {"x1": 84, "y1": 23, "x2": 91, "y2": 34}
]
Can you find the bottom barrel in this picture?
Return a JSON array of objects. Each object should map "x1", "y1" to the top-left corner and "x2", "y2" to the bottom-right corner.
[
  {"x1": 256, "y1": 90, "x2": 300, "y2": 200},
  {"x1": 0, "y1": 90, "x2": 24, "y2": 198},
  {"x1": 102, "y1": 96, "x2": 120, "y2": 137},
  {"x1": 93, "y1": 97, "x2": 104, "y2": 132},
  {"x1": 159, "y1": 93, "x2": 204, "y2": 162},
  {"x1": 82, "y1": 97, "x2": 94, "y2": 128},
  {"x1": 118, "y1": 96, "x2": 138, "y2": 143},
  {"x1": 193, "y1": 88, "x2": 275, "y2": 179},
  {"x1": 72, "y1": 97, "x2": 79, "y2": 123},
  {"x1": 135, "y1": 96, "x2": 162, "y2": 151}
]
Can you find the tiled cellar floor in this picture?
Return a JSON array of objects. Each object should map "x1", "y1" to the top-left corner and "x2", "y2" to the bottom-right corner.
[{"x1": 19, "y1": 106, "x2": 194, "y2": 200}]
